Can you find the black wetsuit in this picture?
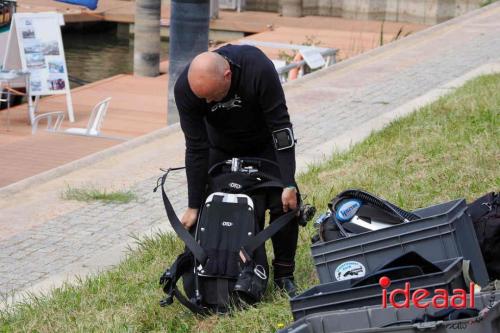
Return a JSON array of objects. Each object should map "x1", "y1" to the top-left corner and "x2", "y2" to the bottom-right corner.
[{"x1": 174, "y1": 44, "x2": 298, "y2": 278}]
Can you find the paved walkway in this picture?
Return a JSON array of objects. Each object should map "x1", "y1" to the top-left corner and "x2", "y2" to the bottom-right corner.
[{"x1": 1, "y1": 3, "x2": 500, "y2": 304}]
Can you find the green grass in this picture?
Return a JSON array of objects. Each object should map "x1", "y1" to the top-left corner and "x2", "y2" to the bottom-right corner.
[
  {"x1": 1, "y1": 74, "x2": 499, "y2": 332},
  {"x1": 61, "y1": 185, "x2": 137, "y2": 204},
  {"x1": 481, "y1": 0, "x2": 499, "y2": 7}
]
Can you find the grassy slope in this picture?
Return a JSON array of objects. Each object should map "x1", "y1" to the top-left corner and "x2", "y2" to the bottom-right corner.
[{"x1": 1, "y1": 74, "x2": 499, "y2": 333}]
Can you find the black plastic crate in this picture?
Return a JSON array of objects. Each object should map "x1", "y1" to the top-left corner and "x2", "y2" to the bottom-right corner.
[
  {"x1": 312, "y1": 199, "x2": 489, "y2": 286},
  {"x1": 291, "y1": 258, "x2": 467, "y2": 320},
  {"x1": 280, "y1": 291, "x2": 500, "y2": 333}
]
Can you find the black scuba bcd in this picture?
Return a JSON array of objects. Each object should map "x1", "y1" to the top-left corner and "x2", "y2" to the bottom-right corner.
[{"x1": 155, "y1": 158, "x2": 309, "y2": 314}]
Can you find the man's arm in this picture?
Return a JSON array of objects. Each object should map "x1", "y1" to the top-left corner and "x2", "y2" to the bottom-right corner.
[
  {"x1": 175, "y1": 74, "x2": 209, "y2": 211},
  {"x1": 254, "y1": 51, "x2": 297, "y2": 189},
  {"x1": 253, "y1": 50, "x2": 298, "y2": 212}
]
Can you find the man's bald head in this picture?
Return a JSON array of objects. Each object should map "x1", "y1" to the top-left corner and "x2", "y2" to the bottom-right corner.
[{"x1": 188, "y1": 52, "x2": 232, "y2": 103}]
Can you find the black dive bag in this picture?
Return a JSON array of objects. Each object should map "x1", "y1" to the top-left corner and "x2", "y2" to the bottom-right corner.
[
  {"x1": 468, "y1": 192, "x2": 500, "y2": 280},
  {"x1": 155, "y1": 158, "x2": 298, "y2": 314},
  {"x1": 315, "y1": 189, "x2": 420, "y2": 242}
]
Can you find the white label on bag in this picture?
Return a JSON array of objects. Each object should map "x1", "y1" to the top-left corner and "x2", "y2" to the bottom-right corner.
[{"x1": 334, "y1": 261, "x2": 366, "y2": 281}]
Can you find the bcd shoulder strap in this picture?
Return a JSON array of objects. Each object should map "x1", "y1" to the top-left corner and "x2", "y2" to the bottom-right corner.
[
  {"x1": 242, "y1": 209, "x2": 298, "y2": 257},
  {"x1": 154, "y1": 168, "x2": 208, "y2": 265}
]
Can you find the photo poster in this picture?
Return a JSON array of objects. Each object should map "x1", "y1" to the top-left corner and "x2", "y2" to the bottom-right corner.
[{"x1": 6, "y1": 12, "x2": 75, "y2": 122}]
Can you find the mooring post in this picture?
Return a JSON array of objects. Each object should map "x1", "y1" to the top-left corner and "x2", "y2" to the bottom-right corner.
[
  {"x1": 133, "y1": 0, "x2": 161, "y2": 77},
  {"x1": 167, "y1": 0, "x2": 210, "y2": 123}
]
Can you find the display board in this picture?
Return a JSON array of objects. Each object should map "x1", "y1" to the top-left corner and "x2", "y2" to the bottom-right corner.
[{"x1": 2, "y1": 12, "x2": 74, "y2": 122}]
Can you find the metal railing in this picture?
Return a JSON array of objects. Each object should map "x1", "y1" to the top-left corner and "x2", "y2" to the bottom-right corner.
[{"x1": 239, "y1": 40, "x2": 338, "y2": 83}]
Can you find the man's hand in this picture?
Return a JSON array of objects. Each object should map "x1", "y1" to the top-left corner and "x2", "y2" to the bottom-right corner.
[
  {"x1": 181, "y1": 207, "x2": 199, "y2": 230},
  {"x1": 282, "y1": 187, "x2": 298, "y2": 213}
]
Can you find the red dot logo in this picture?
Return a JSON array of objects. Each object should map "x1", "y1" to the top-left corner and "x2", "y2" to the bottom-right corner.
[{"x1": 379, "y1": 276, "x2": 391, "y2": 288}]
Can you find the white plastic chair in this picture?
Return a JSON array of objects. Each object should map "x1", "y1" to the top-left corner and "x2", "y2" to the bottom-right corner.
[
  {"x1": 65, "y1": 97, "x2": 112, "y2": 136},
  {"x1": 32, "y1": 111, "x2": 65, "y2": 134}
]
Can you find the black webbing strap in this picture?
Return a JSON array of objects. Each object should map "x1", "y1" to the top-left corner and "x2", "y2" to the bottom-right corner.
[
  {"x1": 245, "y1": 180, "x2": 284, "y2": 193},
  {"x1": 172, "y1": 287, "x2": 210, "y2": 315},
  {"x1": 160, "y1": 251, "x2": 193, "y2": 294},
  {"x1": 154, "y1": 168, "x2": 208, "y2": 265},
  {"x1": 243, "y1": 171, "x2": 285, "y2": 194},
  {"x1": 217, "y1": 279, "x2": 229, "y2": 307},
  {"x1": 242, "y1": 208, "x2": 298, "y2": 255}
]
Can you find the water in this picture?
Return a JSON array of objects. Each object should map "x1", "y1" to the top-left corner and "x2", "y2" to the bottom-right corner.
[{"x1": 62, "y1": 28, "x2": 169, "y2": 88}]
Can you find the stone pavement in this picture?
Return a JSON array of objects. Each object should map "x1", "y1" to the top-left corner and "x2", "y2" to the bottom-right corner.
[{"x1": 1, "y1": 3, "x2": 500, "y2": 305}]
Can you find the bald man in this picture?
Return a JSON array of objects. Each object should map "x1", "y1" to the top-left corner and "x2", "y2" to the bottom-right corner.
[{"x1": 174, "y1": 44, "x2": 299, "y2": 296}]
